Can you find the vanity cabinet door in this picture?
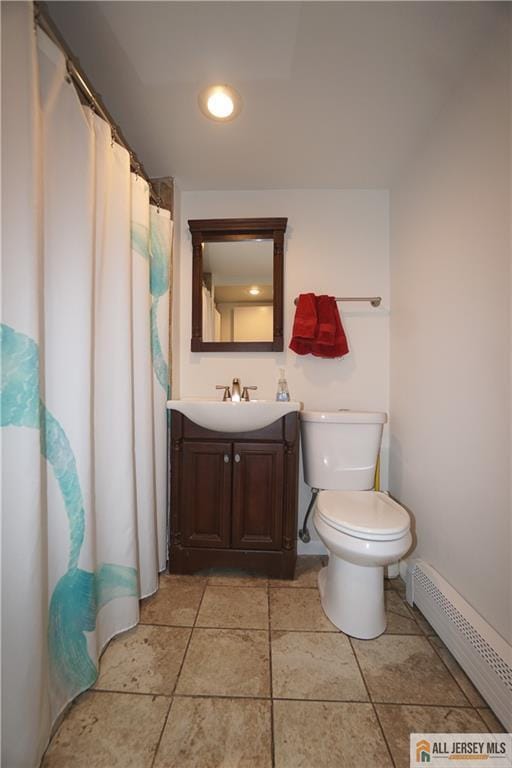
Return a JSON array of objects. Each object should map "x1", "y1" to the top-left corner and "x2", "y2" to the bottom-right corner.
[
  {"x1": 231, "y1": 442, "x2": 284, "y2": 551},
  {"x1": 181, "y1": 441, "x2": 232, "y2": 548}
]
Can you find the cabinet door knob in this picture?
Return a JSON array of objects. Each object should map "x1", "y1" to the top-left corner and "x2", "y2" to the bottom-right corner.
[
  {"x1": 224, "y1": 454, "x2": 230, "y2": 463},
  {"x1": 234, "y1": 453, "x2": 241, "y2": 463}
]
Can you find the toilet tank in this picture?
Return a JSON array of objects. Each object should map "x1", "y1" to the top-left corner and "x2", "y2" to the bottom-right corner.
[{"x1": 300, "y1": 410, "x2": 387, "y2": 490}]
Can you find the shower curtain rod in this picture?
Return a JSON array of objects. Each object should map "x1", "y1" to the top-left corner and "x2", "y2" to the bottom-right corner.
[{"x1": 34, "y1": 2, "x2": 164, "y2": 209}]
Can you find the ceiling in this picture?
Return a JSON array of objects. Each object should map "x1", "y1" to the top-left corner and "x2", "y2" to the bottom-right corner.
[
  {"x1": 214, "y1": 285, "x2": 273, "y2": 304},
  {"x1": 46, "y1": 1, "x2": 507, "y2": 190}
]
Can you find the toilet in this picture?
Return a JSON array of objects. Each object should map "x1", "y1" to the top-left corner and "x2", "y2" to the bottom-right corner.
[{"x1": 300, "y1": 410, "x2": 411, "y2": 639}]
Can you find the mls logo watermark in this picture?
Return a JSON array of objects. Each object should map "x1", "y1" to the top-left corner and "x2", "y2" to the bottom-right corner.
[{"x1": 410, "y1": 733, "x2": 512, "y2": 767}]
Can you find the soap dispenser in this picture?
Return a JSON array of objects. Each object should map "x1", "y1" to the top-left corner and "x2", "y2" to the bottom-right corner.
[{"x1": 276, "y1": 368, "x2": 290, "y2": 402}]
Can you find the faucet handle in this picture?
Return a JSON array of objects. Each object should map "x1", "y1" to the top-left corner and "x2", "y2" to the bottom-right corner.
[
  {"x1": 216, "y1": 385, "x2": 231, "y2": 401},
  {"x1": 241, "y1": 386, "x2": 257, "y2": 402}
]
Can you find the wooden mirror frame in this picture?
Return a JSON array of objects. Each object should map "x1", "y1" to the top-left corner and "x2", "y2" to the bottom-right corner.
[{"x1": 189, "y1": 217, "x2": 287, "y2": 352}]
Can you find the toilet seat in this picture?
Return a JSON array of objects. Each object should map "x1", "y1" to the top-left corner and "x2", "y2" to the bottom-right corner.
[{"x1": 316, "y1": 490, "x2": 410, "y2": 542}]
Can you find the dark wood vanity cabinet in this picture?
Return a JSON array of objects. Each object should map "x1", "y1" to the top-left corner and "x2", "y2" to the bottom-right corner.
[
  {"x1": 232, "y1": 442, "x2": 284, "y2": 551},
  {"x1": 169, "y1": 411, "x2": 299, "y2": 578},
  {"x1": 181, "y1": 441, "x2": 232, "y2": 549}
]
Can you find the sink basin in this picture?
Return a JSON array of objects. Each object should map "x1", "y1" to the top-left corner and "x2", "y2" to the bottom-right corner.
[{"x1": 167, "y1": 398, "x2": 302, "y2": 433}]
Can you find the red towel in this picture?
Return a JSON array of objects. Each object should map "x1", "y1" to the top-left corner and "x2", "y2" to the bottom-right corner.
[
  {"x1": 314, "y1": 295, "x2": 336, "y2": 347},
  {"x1": 332, "y1": 300, "x2": 350, "y2": 357},
  {"x1": 289, "y1": 294, "x2": 349, "y2": 358},
  {"x1": 312, "y1": 296, "x2": 349, "y2": 358},
  {"x1": 289, "y1": 293, "x2": 317, "y2": 355}
]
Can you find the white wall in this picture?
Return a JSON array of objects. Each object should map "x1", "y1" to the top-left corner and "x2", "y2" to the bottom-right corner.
[
  {"x1": 175, "y1": 189, "x2": 390, "y2": 551},
  {"x1": 390, "y1": 29, "x2": 511, "y2": 641}
]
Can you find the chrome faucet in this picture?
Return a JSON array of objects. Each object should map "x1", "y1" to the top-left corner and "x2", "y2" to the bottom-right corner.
[
  {"x1": 232, "y1": 379, "x2": 258, "y2": 401},
  {"x1": 216, "y1": 379, "x2": 258, "y2": 402},
  {"x1": 231, "y1": 378, "x2": 242, "y2": 402}
]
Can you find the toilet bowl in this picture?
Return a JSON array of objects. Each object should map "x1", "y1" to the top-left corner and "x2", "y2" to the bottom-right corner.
[
  {"x1": 299, "y1": 410, "x2": 411, "y2": 639},
  {"x1": 314, "y1": 490, "x2": 411, "y2": 638}
]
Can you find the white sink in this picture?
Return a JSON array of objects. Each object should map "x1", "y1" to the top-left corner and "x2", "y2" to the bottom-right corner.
[{"x1": 167, "y1": 398, "x2": 302, "y2": 433}]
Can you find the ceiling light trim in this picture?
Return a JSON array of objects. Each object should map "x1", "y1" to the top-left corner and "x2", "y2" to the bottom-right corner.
[{"x1": 198, "y1": 84, "x2": 242, "y2": 123}]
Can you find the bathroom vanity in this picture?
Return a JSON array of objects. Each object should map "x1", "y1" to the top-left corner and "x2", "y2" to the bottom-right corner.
[
  {"x1": 168, "y1": 409, "x2": 300, "y2": 578},
  {"x1": 169, "y1": 214, "x2": 298, "y2": 577}
]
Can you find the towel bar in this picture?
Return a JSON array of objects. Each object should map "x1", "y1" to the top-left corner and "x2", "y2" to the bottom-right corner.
[{"x1": 293, "y1": 296, "x2": 382, "y2": 307}]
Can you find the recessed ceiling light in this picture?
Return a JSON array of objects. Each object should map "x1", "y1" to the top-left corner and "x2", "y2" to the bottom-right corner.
[
  {"x1": 249, "y1": 287, "x2": 260, "y2": 296},
  {"x1": 199, "y1": 84, "x2": 242, "y2": 122}
]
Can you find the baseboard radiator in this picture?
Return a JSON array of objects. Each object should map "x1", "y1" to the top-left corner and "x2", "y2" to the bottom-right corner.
[{"x1": 406, "y1": 560, "x2": 512, "y2": 731}]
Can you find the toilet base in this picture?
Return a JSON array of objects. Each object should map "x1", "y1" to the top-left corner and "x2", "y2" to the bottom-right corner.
[{"x1": 318, "y1": 557, "x2": 386, "y2": 639}]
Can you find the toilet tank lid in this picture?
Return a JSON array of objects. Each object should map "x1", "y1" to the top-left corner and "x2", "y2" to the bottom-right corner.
[{"x1": 300, "y1": 410, "x2": 387, "y2": 424}]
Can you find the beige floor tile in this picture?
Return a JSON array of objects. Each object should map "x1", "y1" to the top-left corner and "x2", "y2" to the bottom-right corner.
[
  {"x1": 271, "y1": 630, "x2": 368, "y2": 701},
  {"x1": 385, "y1": 590, "x2": 422, "y2": 635},
  {"x1": 196, "y1": 586, "x2": 269, "y2": 629},
  {"x1": 409, "y1": 603, "x2": 437, "y2": 636},
  {"x1": 154, "y1": 696, "x2": 272, "y2": 768},
  {"x1": 41, "y1": 691, "x2": 169, "y2": 768},
  {"x1": 94, "y1": 625, "x2": 190, "y2": 695},
  {"x1": 376, "y1": 704, "x2": 489, "y2": 768},
  {"x1": 352, "y1": 635, "x2": 469, "y2": 705},
  {"x1": 273, "y1": 700, "x2": 393, "y2": 768},
  {"x1": 269, "y1": 555, "x2": 327, "y2": 588},
  {"x1": 140, "y1": 580, "x2": 204, "y2": 627},
  {"x1": 159, "y1": 573, "x2": 208, "y2": 587},
  {"x1": 269, "y1": 587, "x2": 337, "y2": 631},
  {"x1": 385, "y1": 576, "x2": 407, "y2": 597},
  {"x1": 176, "y1": 628, "x2": 270, "y2": 697},
  {"x1": 477, "y1": 707, "x2": 507, "y2": 732},
  {"x1": 207, "y1": 568, "x2": 268, "y2": 588},
  {"x1": 429, "y1": 636, "x2": 486, "y2": 707}
]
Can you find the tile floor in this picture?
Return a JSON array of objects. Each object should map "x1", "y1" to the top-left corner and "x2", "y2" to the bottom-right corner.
[{"x1": 42, "y1": 557, "x2": 505, "y2": 768}]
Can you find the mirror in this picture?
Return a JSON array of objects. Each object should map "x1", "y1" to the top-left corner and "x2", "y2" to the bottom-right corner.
[
  {"x1": 202, "y1": 240, "x2": 273, "y2": 343},
  {"x1": 189, "y1": 218, "x2": 287, "y2": 352}
]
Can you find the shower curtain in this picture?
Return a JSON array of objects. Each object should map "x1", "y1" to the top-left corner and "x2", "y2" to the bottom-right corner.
[
  {"x1": 202, "y1": 283, "x2": 216, "y2": 341},
  {"x1": 1, "y1": 5, "x2": 172, "y2": 767}
]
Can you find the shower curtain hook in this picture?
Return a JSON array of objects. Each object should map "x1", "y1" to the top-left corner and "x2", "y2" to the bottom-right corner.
[
  {"x1": 64, "y1": 60, "x2": 73, "y2": 85},
  {"x1": 129, "y1": 152, "x2": 137, "y2": 179},
  {"x1": 33, "y1": 2, "x2": 40, "y2": 30}
]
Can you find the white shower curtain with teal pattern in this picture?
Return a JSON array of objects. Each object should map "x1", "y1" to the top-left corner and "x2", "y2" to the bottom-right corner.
[{"x1": 1, "y1": 5, "x2": 172, "y2": 767}]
